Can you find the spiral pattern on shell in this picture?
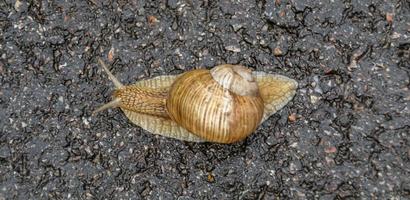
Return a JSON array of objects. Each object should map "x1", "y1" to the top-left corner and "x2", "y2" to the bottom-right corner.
[{"x1": 166, "y1": 65, "x2": 265, "y2": 143}]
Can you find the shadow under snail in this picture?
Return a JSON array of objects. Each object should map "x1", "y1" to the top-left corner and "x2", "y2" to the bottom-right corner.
[{"x1": 94, "y1": 58, "x2": 298, "y2": 143}]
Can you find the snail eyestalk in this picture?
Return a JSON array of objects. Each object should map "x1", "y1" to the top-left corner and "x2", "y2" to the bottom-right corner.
[
  {"x1": 92, "y1": 98, "x2": 122, "y2": 115},
  {"x1": 97, "y1": 58, "x2": 123, "y2": 89}
]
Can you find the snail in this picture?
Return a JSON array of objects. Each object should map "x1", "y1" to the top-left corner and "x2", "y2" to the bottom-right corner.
[{"x1": 94, "y1": 58, "x2": 297, "y2": 143}]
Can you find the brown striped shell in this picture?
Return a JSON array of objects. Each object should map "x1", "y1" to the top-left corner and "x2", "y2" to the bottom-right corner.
[{"x1": 166, "y1": 64, "x2": 265, "y2": 143}]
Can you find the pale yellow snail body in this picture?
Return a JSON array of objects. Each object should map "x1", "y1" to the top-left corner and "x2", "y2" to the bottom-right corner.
[{"x1": 94, "y1": 58, "x2": 298, "y2": 143}]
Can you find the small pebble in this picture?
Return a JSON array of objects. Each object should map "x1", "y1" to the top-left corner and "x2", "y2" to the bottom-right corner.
[
  {"x1": 147, "y1": 16, "x2": 159, "y2": 26},
  {"x1": 310, "y1": 94, "x2": 320, "y2": 104},
  {"x1": 273, "y1": 47, "x2": 283, "y2": 56},
  {"x1": 225, "y1": 45, "x2": 241, "y2": 52},
  {"x1": 386, "y1": 13, "x2": 394, "y2": 24},
  {"x1": 288, "y1": 113, "x2": 297, "y2": 122},
  {"x1": 108, "y1": 47, "x2": 115, "y2": 62},
  {"x1": 325, "y1": 146, "x2": 337, "y2": 153},
  {"x1": 207, "y1": 173, "x2": 215, "y2": 183}
]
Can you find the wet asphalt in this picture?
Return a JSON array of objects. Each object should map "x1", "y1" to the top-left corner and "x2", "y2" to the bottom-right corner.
[{"x1": 1, "y1": 0, "x2": 409, "y2": 199}]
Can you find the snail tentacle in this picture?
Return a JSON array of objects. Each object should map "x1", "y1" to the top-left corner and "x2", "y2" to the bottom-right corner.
[
  {"x1": 93, "y1": 58, "x2": 124, "y2": 115},
  {"x1": 92, "y1": 98, "x2": 121, "y2": 115},
  {"x1": 97, "y1": 58, "x2": 124, "y2": 89}
]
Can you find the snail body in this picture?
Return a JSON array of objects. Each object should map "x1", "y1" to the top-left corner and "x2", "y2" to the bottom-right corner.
[{"x1": 94, "y1": 59, "x2": 297, "y2": 143}]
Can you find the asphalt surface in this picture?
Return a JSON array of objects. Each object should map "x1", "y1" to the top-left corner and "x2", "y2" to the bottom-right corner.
[{"x1": 1, "y1": 0, "x2": 409, "y2": 199}]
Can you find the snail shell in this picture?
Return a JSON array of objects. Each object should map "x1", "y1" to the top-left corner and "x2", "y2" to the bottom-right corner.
[
  {"x1": 167, "y1": 65, "x2": 264, "y2": 143},
  {"x1": 94, "y1": 59, "x2": 298, "y2": 143}
]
